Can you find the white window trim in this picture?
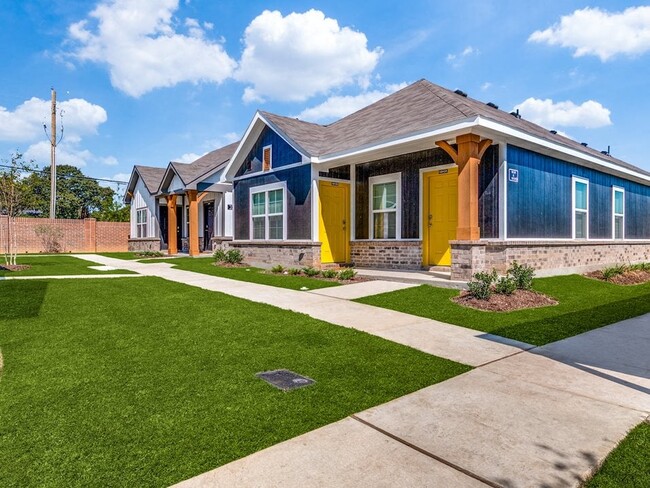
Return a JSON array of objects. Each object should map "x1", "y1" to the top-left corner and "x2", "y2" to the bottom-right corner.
[
  {"x1": 262, "y1": 144, "x2": 272, "y2": 171},
  {"x1": 612, "y1": 186, "x2": 625, "y2": 240},
  {"x1": 571, "y1": 176, "x2": 589, "y2": 239},
  {"x1": 136, "y1": 207, "x2": 148, "y2": 238},
  {"x1": 369, "y1": 172, "x2": 401, "y2": 240},
  {"x1": 249, "y1": 181, "x2": 287, "y2": 240}
]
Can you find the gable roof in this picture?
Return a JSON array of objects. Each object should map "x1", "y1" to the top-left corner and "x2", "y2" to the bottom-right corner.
[
  {"x1": 134, "y1": 165, "x2": 166, "y2": 193},
  {"x1": 259, "y1": 80, "x2": 649, "y2": 179}
]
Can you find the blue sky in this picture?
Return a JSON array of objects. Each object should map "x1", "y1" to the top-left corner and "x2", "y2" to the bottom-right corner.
[{"x1": 1, "y1": 1, "x2": 649, "y2": 195}]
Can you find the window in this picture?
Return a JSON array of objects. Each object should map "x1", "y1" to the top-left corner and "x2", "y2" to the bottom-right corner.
[
  {"x1": 572, "y1": 177, "x2": 589, "y2": 239},
  {"x1": 136, "y1": 208, "x2": 147, "y2": 238},
  {"x1": 250, "y1": 184, "x2": 285, "y2": 240},
  {"x1": 262, "y1": 145, "x2": 272, "y2": 172},
  {"x1": 612, "y1": 187, "x2": 625, "y2": 239},
  {"x1": 369, "y1": 173, "x2": 400, "y2": 239}
]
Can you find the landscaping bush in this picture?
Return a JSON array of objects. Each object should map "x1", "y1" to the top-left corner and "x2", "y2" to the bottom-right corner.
[
  {"x1": 337, "y1": 268, "x2": 357, "y2": 281},
  {"x1": 136, "y1": 250, "x2": 163, "y2": 258},
  {"x1": 321, "y1": 269, "x2": 338, "y2": 279},
  {"x1": 495, "y1": 275, "x2": 517, "y2": 295},
  {"x1": 213, "y1": 249, "x2": 227, "y2": 262},
  {"x1": 628, "y1": 262, "x2": 650, "y2": 272},
  {"x1": 271, "y1": 264, "x2": 285, "y2": 274},
  {"x1": 34, "y1": 224, "x2": 64, "y2": 253},
  {"x1": 224, "y1": 249, "x2": 243, "y2": 265},
  {"x1": 508, "y1": 261, "x2": 535, "y2": 290},
  {"x1": 302, "y1": 266, "x2": 320, "y2": 277},
  {"x1": 602, "y1": 264, "x2": 627, "y2": 281},
  {"x1": 287, "y1": 268, "x2": 302, "y2": 276},
  {"x1": 467, "y1": 270, "x2": 497, "y2": 300}
]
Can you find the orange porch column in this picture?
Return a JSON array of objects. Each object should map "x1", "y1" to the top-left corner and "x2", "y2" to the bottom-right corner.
[
  {"x1": 436, "y1": 134, "x2": 492, "y2": 241},
  {"x1": 187, "y1": 190, "x2": 200, "y2": 256},
  {"x1": 167, "y1": 195, "x2": 178, "y2": 255}
]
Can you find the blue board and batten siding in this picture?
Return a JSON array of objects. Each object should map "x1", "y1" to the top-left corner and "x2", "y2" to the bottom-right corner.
[
  {"x1": 235, "y1": 126, "x2": 303, "y2": 177},
  {"x1": 507, "y1": 145, "x2": 650, "y2": 239}
]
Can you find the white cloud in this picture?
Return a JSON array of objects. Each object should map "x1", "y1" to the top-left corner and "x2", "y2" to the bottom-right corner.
[
  {"x1": 175, "y1": 132, "x2": 240, "y2": 162},
  {"x1": 514, "y1": 98, "x2": 612, "y2": 129},
  {"x1": 235, "y1": 9, "x2": 382, "y2": 102},
  {"x1": 175, "y1": 152, "x2": 204, "y2": 163},
  {"x1": 480, "y1": 82, "x2": 492, "y2": 91},
  {"x1": 0, "y1": 97, "x2": 107, "y2": 142},
  {"x1": 67, "y1": 0, "x2": 236, "y2": 97},
  {"x1": 446, "y1": 46, "x2": 479, "y2": 67},
  {"x1": 296, "y1": 83, "x2": 408, "y2": 122},
  {"x1": 529, "y1": 6, "x2": 650, "y2": 61}
]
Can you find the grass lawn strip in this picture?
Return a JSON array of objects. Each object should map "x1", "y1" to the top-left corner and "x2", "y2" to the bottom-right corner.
[
  {"x1": 583, "y1": 420, "x2": 650, "y2": 487},
  {"x1": 141, "y1": 257, "x2": 342, "y2": 291},
  {"x1": 0, "y1": 255, "x2": 134, "y2": 277},
  {"x1": 356, "y1": 275, "x2": 650, "y2": 346},
  {"x1": 0, "y1": 277, "x2": 469, "y2": 487}
]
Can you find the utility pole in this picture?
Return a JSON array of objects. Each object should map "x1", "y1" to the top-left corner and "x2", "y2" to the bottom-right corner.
[{"x1": 49, "y1": 88, "x2": 57, "y2": 220}]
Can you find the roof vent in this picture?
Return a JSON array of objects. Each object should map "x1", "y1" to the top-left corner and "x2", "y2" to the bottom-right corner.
[
  {"x1": 550, "y1": 130, "x2": 558, "y2": 134},
  {"x1": 581, "y1": 142, "x2": 588, "y2": 147},
  {"x1": 486, "y1": 102, "x2": 499, "y2": 109},
  {"x1": 601, "y1": 150, "x2": 608, "y2": 155},
  {"x1": 509, "y1": 109, "x2": 521, "y2": 119},
  {"x1": 454, "y1": 89, "x2": 468, "y2": 97}
]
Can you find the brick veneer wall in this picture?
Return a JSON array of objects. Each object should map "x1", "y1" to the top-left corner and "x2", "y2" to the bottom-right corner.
[
  {"x1": 451, "y1": 240, "x2": 650, "y2": 280},
  {"x1": 0, "y1": 216, "x2": 129, "y2": 253},
  {"x1": 225, "y1": 240, "x2": 321, "y2": 268},
  {"x1": 350, "y1": 240, "x2": 422, "y2": 269}
]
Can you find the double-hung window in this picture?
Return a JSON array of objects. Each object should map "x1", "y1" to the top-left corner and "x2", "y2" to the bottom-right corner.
[
  {"x1": 251, "y1": 184, "x2": 285, "y2": 240},
  {"x1": 136, "y1": 208, "x2": 148, "y2": 238},
  {"x1": 612, "y1": 187, "x2": 625, "y2": 239},
  {"x1": 572, "y1": 176, "x2": 589, "y2": 239},
  {"x1": 369, "y1": 173, "x2": 401, "y2": 239}
]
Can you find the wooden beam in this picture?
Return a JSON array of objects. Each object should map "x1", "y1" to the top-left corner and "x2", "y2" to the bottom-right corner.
[
  {"x1": 477, "y1": 138, "x2": 493, "y2": 160},
  {"x1": 167, "y1": 195, "x2": 177, "y2": 255},
  {"x1": 197, "y1": 191, "x2": 210, "y2": 204},
  {"x1": 187, "y1": 190, "x2": 200, "y2": 256},
  {"x1": 435, "y1": 140, "x2": 458, "y2": 164}
]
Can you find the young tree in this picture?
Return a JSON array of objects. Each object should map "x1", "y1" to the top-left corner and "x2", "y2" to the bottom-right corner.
[{"x1": 0, "y1": 153, "x2": 31, "y2": 265}]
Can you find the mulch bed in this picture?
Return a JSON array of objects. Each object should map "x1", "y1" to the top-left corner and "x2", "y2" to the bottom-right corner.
[
  {"x1": 453, "y1": 289, "x2": 557, "y2": 312},
  {"x1": 0, "y1": 264, "x2": 32, "y2": 272},
  {"x1": 585, "y1": 269, "x2": 650, "y2": 285}
]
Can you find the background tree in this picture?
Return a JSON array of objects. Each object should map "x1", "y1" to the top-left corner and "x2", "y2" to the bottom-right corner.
[{"x1": 0, "y1": 153, "x2": 31, "y2": 265}]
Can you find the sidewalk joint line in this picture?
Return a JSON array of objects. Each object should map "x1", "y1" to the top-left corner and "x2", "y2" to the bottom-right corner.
[{"x1": 350, "y1": 414, "x2": 501, "y2": 488}]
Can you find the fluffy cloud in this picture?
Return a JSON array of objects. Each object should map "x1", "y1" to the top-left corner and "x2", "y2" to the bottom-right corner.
[
  {"x1": 236, "y1": 9, "x2": 382, "y2": 102},
  {"x1": 67, "y1": 0, "x2": 236, "y2": 97},
  {"x1": 296, "y1": 83, "x2": 408, "y2": 122},
  {"x1": 175, "y1": 152, "x2": 204, "y2": 163},
  {"x1": 446, "y1": 46, "x2": 479, "y2": 67},
  {"x1": 174, "y1": 132, "x2": 240, "y2": 163},
  {"x1": 513, "y1": 98, "x2": 612, "y2": 129},
  {"x1": 529, "y1": 6, "x2": 650, "y2": 61}
]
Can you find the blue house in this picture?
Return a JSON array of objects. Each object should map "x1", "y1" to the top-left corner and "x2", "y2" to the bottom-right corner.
[{"x1": 220, "y1": 80, "x2": 650, "y2": 279}]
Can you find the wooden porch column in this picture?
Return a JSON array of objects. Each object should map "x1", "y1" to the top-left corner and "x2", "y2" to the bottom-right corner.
[
  {"x1": 167, "y1": 195, "x2": 178, "y2": 255},
  {"x1": 187, "y1": 190, "x2": 200, "y2": 256},
  {"x1": 436, "y1": 134, "x2": 492, "y2": 241}
]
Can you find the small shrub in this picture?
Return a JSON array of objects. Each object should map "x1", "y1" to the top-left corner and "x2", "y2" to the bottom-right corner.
[
  {"x1": 467, "y1": 270, "x2": 497, "y2": 300},
  {"x1": 321, "y1": 269, "x2": 338, "y2": 279},
  {"x1": 137, "y1": 250, "x2": 163, "y2": 258},
  {"x1": 271, "y1": 264, "x2": 285, "y2": 274},
  {"x1": 337, "y1": 268, "x2": 357, "y2": 281},
  {"x1": 287, "y1": 268, "x2": 302, "y2": 276},
  {"x1": 508, "y1": 261, "x2": 535, "y2": 290},
  {"x1": 302, "y1": 266, "x2": 320, "y2": 277},
  {"x1": 602, "y1": 264, "x2": 627, "y2": 281},
  {"x1": 495, "y1": 275, "x2": 517, "y2": 295},
  {"x1": 224, "y1": 249, "x2": 243, "y2": 265},
  {"x1": 629, "y1": 262, "x2": 650, "y2": 272},
  {"x1": 213, "y1": 249, "x2": 227, "y2": 262},
  {"x1": 34, "y1": 224, "x2": 64, "y2": 253}
]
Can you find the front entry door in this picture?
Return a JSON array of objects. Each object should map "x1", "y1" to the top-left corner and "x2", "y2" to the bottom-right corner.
[
  {"x1": 424, "y1": 167, "x2": 458, "y2": 266},
  {"x1": 203, "y1": 201, "x2": 215, "y2": 251},
  {"x1": 159, "y1": 205, "x2": 169, "y2": 249},
  {"x1": 176, "y1": 205, "x2": 183, "y2": 251},
  {"x1": 319, "y1": 180, "x2": 350, "y2": 264}
]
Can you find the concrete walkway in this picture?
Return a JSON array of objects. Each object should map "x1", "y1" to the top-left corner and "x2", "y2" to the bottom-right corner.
[
  {"x1": 72, "y1": 254, "x2": 650, "y2": 487},
  {"x1": 72, "y1": 254, "x2": 531, "y2": 367}
]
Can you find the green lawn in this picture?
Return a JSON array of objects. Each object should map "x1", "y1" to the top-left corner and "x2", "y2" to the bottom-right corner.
[
  {"x1": 140, "y1": 257, "x2": 342, "y2": 290},
  {"x1": 356, "y1": 275, "x2": 650, "y2": 345},
  {"x1": 0, "y1": 277, "x2": 469, "y2": 487},
  {"x1": 98, "y1": 252, "x2": 150, "y2": 260},
  {"x1": 0, "y1": 256, "x2": 133, "y2": 277},
  {"x1": 584, "y1": 421, "x2": 650, "y2": 487}
]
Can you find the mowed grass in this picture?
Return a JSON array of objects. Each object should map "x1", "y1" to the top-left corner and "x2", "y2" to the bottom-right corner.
[
  {"x1": 356, "y1": 275, "x2": 650, "y2": 345},
  {"x1": 584, "y1": 421, "x2": 650, "y2": 488},
  {"x1": 141, "y1": 257, "x2": 341, "y2": 290},
  {"x1": 98, "y1": 252, "x2": 150, "y2": 260},
  {"x1": 0, "y1": 278, "x2": 469, "y2": 487},
  {"x1": 0, "y1": 255, "x2": 133, "y2": 276}
]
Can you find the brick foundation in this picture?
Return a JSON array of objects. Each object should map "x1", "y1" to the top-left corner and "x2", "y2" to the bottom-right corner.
[
  {"x1": 225, "y1": 240, "x2": 321, "y2": 269},
  {"x1": 128, "y1": 238, "x2": 161, "y2": 252},
  {"x1": 1, "y1": 216, "x2": 129, "y2": 253},
  {"x1": 350, "y1": 240, "x2": 422, "y2": 269},
  {"x1": 451, "y1": 240, "x2": 650, "y2": 280}
]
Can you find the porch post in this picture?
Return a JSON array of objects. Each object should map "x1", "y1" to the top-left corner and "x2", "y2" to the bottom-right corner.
[
  {"x1": 187, "y1": 190, "x2": 200, "y2": 256},
  {"x1": 167, "y1": 195, "x2": 178, "y2": 255}
]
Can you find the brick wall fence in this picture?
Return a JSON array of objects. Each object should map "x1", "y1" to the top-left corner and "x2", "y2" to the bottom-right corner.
[
  {"x1": 223, "y1": 240, "x2": 321, "y2": 269},
  {"x1": 451, "y1": 240, "x2": 650, "y2": 280},
  {"x1": 0, "y1": 216, "x2": 129, "y2": 253},
  {"x1": 350, "y1": 240, "x2": 422, "y2": 269}
]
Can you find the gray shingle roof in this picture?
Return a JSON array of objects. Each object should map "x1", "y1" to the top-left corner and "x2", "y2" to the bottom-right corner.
[
  {"x1": 170, "y1": 141, "x2": 240, "y2": 185},
  {"x1": 134, "y1": 165, "x2": 166, "y2": 193},
  {"x1": 261, "y1": 80, "x2": 649, "y2": 177}
]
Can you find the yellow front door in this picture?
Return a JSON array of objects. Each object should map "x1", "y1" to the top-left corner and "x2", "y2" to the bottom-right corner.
[
  {"x1": 424, "y1": 167, "x2": 458, "y2": 266},
  {"x1": 319, "y1": 180, "x2": 350, "y2": 263}
]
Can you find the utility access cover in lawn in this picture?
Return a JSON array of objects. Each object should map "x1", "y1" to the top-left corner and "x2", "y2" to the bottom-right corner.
[{"x1": 256, "y1": 369, "x2": 315, "y2": 391}]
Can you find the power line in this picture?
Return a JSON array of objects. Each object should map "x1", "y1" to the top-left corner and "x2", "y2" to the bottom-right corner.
[{"x1": 0, "y1": 164, "x2": 128, "y2": 185}]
